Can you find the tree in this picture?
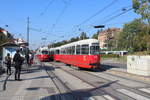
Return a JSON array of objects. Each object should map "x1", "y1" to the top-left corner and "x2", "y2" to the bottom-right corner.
[
  {"x1": 70, "y1": 37, "x2": 79, "y2": 42},
  {"x1": 80, "y1": 32, "x2": 89, "y2": 40},
  {"x1": 92, "y1": 30, "x2": 100, "y2": 39},
  {"x1": 132, "y1": 0, "x2": 150, "y2": 25},
  {"x1": 118, "y1": 19, "x2": 149, "y2": 52}
]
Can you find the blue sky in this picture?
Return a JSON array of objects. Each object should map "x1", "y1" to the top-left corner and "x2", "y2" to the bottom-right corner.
[{"x1": 0, "y1": 0, "x2": 140, "y2": 49}]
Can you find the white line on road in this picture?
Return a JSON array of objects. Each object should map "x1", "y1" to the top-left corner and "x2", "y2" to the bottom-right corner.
[
  {"x1": 139, "y1": 88, "x2": 150, "y2": 94},
  {"x1": 117, "y1": 89, "x2": 150, "y2": 100},
  {"x1": 103, "y1": 95, "x2": 116, "y2": 100}
]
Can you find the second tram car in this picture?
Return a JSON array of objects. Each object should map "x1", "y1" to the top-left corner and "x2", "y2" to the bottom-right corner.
[
  {"x1": 50, "y1": 39, "x2": 100, "y2": 69},
  {"x1": 36, "y1": 48, "x2": 51, "y2": 62}
]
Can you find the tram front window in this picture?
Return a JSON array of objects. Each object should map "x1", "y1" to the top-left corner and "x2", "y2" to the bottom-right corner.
[
  {"x1": 90, "y1": 46, "x2": 100, "y2": 55},
  {"x1": 42, "y1": 51, "x2": 48, "y2": 54}
]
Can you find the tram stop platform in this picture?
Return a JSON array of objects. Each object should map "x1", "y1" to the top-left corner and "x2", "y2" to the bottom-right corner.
[{"x1": 0, "y1": 63, "x2": 59, "y2": 100}]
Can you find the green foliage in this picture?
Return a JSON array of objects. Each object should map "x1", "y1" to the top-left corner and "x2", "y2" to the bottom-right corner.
[
  {"x1": 80, "y1": 32, "x2": 89, "y2": 40},
  {"x1": 49, "y1": 36, "x2": 80, "y2": 48},
  {"x1": 132, "y1": 0, "x2": 150, "y2": 25},
  {"x1": 92, "y1": 33, "x2": 98, "y2": 39},
  {"x1": 118, "y1": 19, "x2": 150, "y2": 52},
  {"x1": 101, "y1": 54, "x2": 119, "y2": 58},
  {"x1": 92, "y1": 30, "x2": 100, "y2": 39},
  {"x1": 69, "y1": 37, "x2": 79, "y2": 42}
]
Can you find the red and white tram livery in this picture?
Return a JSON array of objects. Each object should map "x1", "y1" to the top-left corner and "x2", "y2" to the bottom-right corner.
[
  {"x1": 50, "y1": 39, "x2": 100, "y2": 69},
  {"x1": 36, "y1": 49, "x2": 50, "y2": 62}
]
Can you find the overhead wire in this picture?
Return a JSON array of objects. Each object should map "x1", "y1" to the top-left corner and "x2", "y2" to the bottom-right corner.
[
  {"x1": 76, "y1": 0, "x2": 118, "y2": 27},
  {"x1": 71, "y1": 7, "x2": 133, "y2": 38},
  {"x1": 40, "y1": 0, "x2": 55, "y2": 16},
  {"x1": 101, "y1": 7, "x2": 133, "y2": 24},
  {"x1": 50, "y1": 0, "x2": 72, "y2": 33},
  {"x1": 82, "y1": 5, "x2": 132, "y2": 29},
  {"x1": 66, "y1": 0, "x2": 118, "y2": 39},
  {"x1": 90, "y1": 6, "x2": 131, "y2": 26}
]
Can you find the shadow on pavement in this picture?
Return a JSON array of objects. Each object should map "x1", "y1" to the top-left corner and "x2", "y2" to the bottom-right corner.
[
  {"x1": 0, "y1": 65, "x2": 55, "y2": 82},
  {"x1": 33, "y1": 80, "x2": 118, "y2": 100},
  {"x1": 78, "y1": 64, "x2": 120, "y2": 72}
]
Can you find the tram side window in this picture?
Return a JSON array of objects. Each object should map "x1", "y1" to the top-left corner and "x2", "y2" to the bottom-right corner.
[
  {"x1": 76, "y1": 45, "x2": 80, "y2": 55},
  {"x1": 81, "y1": 45, "x2": 89, "y2": 55},
  {"x1": 69, "y1": 47, "x2": 71, "y2": 54},
  {"x1": 42, "y1": 51, "x2": 48, "y2": 54},
  {"x1": 71, "y1": 46, "x2": 75, "y2": 55},
  {"x1": 61, "y1": 49, "x2": 64, "y2": 54},
  {"x1": 56, "y1": 50, "x2": 60, "y2": 54},
  {"x1": 90, "y1": 46, "x2": 100, "y2": 55}
]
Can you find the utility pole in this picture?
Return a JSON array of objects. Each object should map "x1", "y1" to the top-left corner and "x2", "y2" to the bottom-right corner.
[
  {"x1": 27, "y1": 17, "x2": 30, "y2": 47},
  {"x1": 25, "y1": 17, "x2": 30, "y2": 65}
]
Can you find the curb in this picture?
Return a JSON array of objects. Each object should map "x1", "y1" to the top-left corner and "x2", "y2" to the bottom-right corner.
[{"x1": 107, "y1": 69, "x2": 150, "y2": 83}]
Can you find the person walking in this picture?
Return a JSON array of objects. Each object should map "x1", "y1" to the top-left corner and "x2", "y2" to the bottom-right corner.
[
  {"x1": 13, "y1": 50, "x2": 23, "y2": 81},
  {"x1": 5, "y1": 53, "x2": 12, "y2": 75}
]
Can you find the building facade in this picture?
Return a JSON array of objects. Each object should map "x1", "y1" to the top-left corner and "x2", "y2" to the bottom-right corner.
[{"x1": 98, "y1": 28, "x2": 122, "y2": 50}]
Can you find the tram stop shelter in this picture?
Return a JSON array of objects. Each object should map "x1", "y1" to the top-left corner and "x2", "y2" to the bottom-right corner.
[{"x1": 0, "y1": 42, "x2": 19, "y2": 71}]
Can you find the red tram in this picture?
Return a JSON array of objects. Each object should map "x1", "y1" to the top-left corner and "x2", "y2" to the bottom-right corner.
[
  {"x1": 50, "y1": 39, "x2": 100, "y2": 69},
  {"x1": 36, "y1": 49, "x2": 51, "y2": 62}
]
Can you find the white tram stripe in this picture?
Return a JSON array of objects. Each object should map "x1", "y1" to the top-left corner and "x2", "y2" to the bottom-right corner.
[
  {"x1": 117, "y1": 89, "x2": 150, "y2": 100},
  {"x1": 139, "y1": 88, "x2": 150, "y2": 94},
  {"x1": 103, "y1": 95, "x2": 116, "y2": 100}
]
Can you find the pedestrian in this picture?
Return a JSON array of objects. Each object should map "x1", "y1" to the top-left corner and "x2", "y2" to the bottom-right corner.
[
  {"x1": 29, "y1": 53, "x2": 34, "y2": 65},
  {"x1": 25, "y1": 53, "x2": 30, "y2": 65},
  {"x1": 13, "y1": 50, "x2": 23, "y2": 81},
  {"x1": 5, "y1": 53, "x2": 12, "y2": 75}
]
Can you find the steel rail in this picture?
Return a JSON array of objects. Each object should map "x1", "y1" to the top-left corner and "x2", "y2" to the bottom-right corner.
[
  {"x1": 50, "y1": 62, "x2": 150, "y2": 99},
  {"x1": 41, "y1": 62, "x2": 80, "y2": 100},
  {"x1": 49, "y1": 62, "x2": 121, "y2": 100}
]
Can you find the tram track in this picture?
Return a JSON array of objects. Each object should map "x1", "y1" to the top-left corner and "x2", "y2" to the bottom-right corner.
[
  {"x1": 48, "y1": 62, "x2": 122, "y2": 100},
  {"x1": 41, "y1": 62, "x2": 81, "y2": 100},
  {"x1": 51, "y1": 61, "x2": 150, "y2": 87},
  {"x1": 48, "y1": 62, "x2": 150, "y2": 100}
]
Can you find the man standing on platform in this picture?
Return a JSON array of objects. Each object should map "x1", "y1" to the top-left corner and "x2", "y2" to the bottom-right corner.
[
  {"x1": 13, "y1": 50, "x2": 23, "y2": 81},
  {"x1": 5, "y1": 53, "x2": 12, "y2": 75}
]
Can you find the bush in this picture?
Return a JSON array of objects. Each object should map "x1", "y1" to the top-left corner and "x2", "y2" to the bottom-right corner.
[{"x1": 101, "y1": 54, "x2": 119, "y2": 58}]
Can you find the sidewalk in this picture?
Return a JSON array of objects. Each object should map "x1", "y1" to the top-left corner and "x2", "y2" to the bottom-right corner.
[
  {"x1": 0, "y1": 63, "x2": 59, "y2": 100},
  {"x1": 105, "y1": 65, "x2": 150, "y2": 84},
  {"x1": 101, "y1": 58, "x2": 150, "y2": 84}
]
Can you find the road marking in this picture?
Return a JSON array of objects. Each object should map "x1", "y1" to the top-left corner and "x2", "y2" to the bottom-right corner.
[
  {"x1": 103, "y1": 95, "x2": 116, "y2": 100},
  {"x1": 116, "y1": 89, "x2": 150, "y2": 100},
  {"x1": 139, "y1": 88, "x2": 150, "y2": 94}
]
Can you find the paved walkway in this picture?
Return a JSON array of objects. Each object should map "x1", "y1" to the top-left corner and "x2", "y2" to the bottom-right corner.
[{"x1": 0, "y1": 63, "x2": 59, "y2": 100}]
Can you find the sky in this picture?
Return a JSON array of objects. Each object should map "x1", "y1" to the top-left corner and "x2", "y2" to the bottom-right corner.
[{"x1": 0, "y1": 0, "x2": 140, "y2": 49}]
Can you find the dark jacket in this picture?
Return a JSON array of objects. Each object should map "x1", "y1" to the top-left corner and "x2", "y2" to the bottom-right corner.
[
  {"x1": 5, "y1": 56, "x2": 11, "y2": 65},
  {"x1": 13, "y1": 53, "x2": 23, "y2": 66}
]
